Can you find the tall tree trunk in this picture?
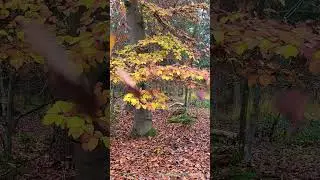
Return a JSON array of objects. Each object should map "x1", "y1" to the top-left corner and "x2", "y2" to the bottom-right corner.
[
  {"x1": 239, "y1": 78, "x2": 249, "y2": 156},
  {"x1": 4, "y1": 72, "x2": 15, "y2": 156},
  {"x1": 66, "y1": 10, "x2": 109, "y2": 180},
  {"x1": 244, "y1": 85, "x2": 260, "y2": 165},
  {"x1": 233, "y1": 80, "x2": 241, "y2": 118},
  {"x1": 184, "y1": 86, "x2": 189, "y2": 109},
  {"x1": 125, "y1": 0, "x2": 153, "y2": 136}
]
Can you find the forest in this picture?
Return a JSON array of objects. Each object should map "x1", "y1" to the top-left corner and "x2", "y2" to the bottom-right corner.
[
  {"x1": 0, "y1": 0, "x2": 319, "y2": 179},
  {"x1": 212, "y1": 0, "x2": 320, "y2": 179},
  {"x1": 1, "y1": 0, "x2": 210, "y2": 179}
]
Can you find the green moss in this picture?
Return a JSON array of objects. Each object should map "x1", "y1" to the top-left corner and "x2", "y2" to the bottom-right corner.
[{"x1": 168, "y1": 113, "x2": 195, "y2": 125}]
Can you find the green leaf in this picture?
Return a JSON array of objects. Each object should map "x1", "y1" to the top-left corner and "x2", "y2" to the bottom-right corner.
[
  {"x1": 87, "y1": 137, "x2": 99, "y2": 151},
  {"x1": 101, "y1": 136, "x2": 110, "y2": 148},
  {"x1": 83, "y1": 124, "x2": 94, "y2": 134},
  {"x1": 79, "y1": 39, "x2": 94, "y2": 48},
  {"x1": 79, "y1": 0, "x2": 95, "y2": 8},
  {"x1": 47, "y1": 105, "x2": 60, "y2": 114},
  {"x1": 43, "y1": 114, "x2": 63, "y2": 125},
  {"x1": 17, "y1": 31, "x2": 24, "y2": 41},
  {"x1": 259, "y1": 39, "x2": 272, "y2": 51},
  {"x1": 54, "y1": 101, "x2": 74, "y2": 113},
  {"x1": 213, "y1": 31, "x2": 224, "y2": 44},
  {"x1": 0, "y1": 9, "x2": 10, "y2": 18},
  {"x1": 54, "y1": 116, "x2": 64, "y2": 127},
  {"x1": 312, "y1": 50, "x2": 320, "y2": 60},
  {"x1": 63, "y1": 35, "x2": 80, "y2": 45},
  {"x1": 276, "y1": 45, "x2": 299, "y2": 59},
  {"x1": 234, "y1": 42, "x2": 248, "y2": 55},
  {"x1": 68, "y1": 127, "x2": 84, "y2": 139},
  {"x1": 30, "y1": 53, "x2": 44, "y2": 63},
  {"x1": 0, "y1": 30, "x2": 8, "y2": 37},
  {"x1": 66, "y1": 116, "x2": 85, "y2": 128}
]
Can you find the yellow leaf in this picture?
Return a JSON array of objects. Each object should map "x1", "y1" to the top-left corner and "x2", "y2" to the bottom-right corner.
[
  {"x1": 94, "y1": 131, "x2": 103, "y2": 138},
  {"x1": 79, "y1": 0, "x2": 95, "y2": 8},
  {"x1": 130, "y1": 98, "x2": 138, "y2": 106},
  {"x1": 213, "y1": 31, "x2": 224, "y2": 44},
  {"x1": 101, "y1": 136, "x2": 110, "y2": 148},
  {"x1": 259, "y1": 39, "x2": 272, "y2": 51},
  {"x1": 0, "y1": 30, "x2": 8, "y2": 36},
  {"x1": 196, "y1": 75, "x2": 204, "y2": 80},
  {"x1": 68, "y1": 127, "x2": 84, "y2": 139},
  {"x1": 276, "y1": 45, "x2": 298, "y2": 59},
  {"x1": 66, "y1": 116, "x2": 85, "y2": 128},
  {"x1": 0, "y1": 9, "x2": 10, "y2": 19},
  {"x1": 234, "y1": 42, "x2": 248, "y2": 55},
  {"x1": 110, "y1": 34, "x2": 116, "y2": 54},
  {"x1": 87, "y1": 137, "x2": 99, "y2": 151},
  {"x1": 0, "y1": 52, "x2": 8, "y2": 59},
  {"x1": 123, "y1": 93, "x2": 134, "y2": 101},
  {"x1": 30, "y1": 53, "x2": 44, "y2": 63},
  {"x1": 43, "y1": 114, "x2": 61, "y2": 125}
]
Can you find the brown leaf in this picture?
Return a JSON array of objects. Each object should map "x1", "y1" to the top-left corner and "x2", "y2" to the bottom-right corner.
[
  {"x1": 259, "y1": 74, "x2": 274, "y2": 87},
  {"x1": 248, "y1": 74, "x2": 258, "y2": 87}
]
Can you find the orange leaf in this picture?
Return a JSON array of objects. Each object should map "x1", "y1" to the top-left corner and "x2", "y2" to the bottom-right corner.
[
  {"x1": 110, "y1": 34, "x2": 116, "y2": 54},
  {"x1": 248, "y1": 74, "x2": 258, "y2": 87},
  {"x1": 259, "y1": 74, "x2": 274, "y2": 87}
]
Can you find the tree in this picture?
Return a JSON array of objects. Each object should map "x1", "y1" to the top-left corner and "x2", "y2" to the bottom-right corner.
[
  {"x1": 111, "y1": 1, "x2": 209, "y2": 136},
  {"x1": 1, "y1": 0, "x2": 109, "y2": 179},
  {"x1": 212, "y1": 6, "x2": 320, "y2": 163}
]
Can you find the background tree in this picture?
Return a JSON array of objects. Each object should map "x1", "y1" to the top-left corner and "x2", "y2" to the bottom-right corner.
[
  {"x1": 212, "y1": 0, "x2": 320, "y2": 179},
  {"x1": 1, "y1": 0, "x2": 109, "y2": 179}
]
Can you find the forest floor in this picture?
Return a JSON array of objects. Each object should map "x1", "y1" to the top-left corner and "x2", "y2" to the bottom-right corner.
[
  {"x1": 110, "y1": 107, "x2": 210, "y2": 179},
  {"x1": 212, "y1": 103, "x2": 320, "y2": 179},
  {"x1": 0, "y1": 110, "x2": 78, "y2": 179}
]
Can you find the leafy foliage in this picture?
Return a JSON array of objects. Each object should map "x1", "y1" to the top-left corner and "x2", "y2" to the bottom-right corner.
[
  {"x1": 43, "y1": 82, "x2": 110, "y2": 150},
  {"x1": 1, "y1": 0, "x2": 110, "y2": 151},
  {"x1": 111, "y1": 33, "x2": 209, "y2": 110},
  {"x1": 212, "y1": 12, "x2": 320, "y2": 89}
]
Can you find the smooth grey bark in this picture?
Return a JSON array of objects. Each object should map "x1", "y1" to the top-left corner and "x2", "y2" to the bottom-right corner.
[{"x1": 125, "y1": 0, "x2": 153, "y2": 136}]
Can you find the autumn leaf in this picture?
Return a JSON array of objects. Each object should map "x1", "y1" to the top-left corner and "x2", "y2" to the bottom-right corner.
[
  {"x1": 248, "y1": 74, "x2": 258, "y2": 87},
  {"x1": 87, "y1": 137, "x2": 99, "y2": 151},
  {"x1": 276, "y1": 45, "x2": 299, "y2": 59},
  {"x1": 213, "y1": 31, "x2": 224, "y2": 44},
  {"x1": 309, "y1": 50, "x2": 320, "y2": 75},
  {"x1": 110, "y1": 33, "x2": 116, "y2": 54},
  {"x1": 258, "y1": 74, "x2": 274, "y2": 87},
  {"x1": 234, "y1": 42, "x2": 248, "y2": 55}
]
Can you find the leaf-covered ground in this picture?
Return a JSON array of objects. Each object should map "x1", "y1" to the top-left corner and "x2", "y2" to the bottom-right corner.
[
  {"x1": 0, "y1": 111, "x2": 77, "y2": 179},
  {"x1": 110, "y1": 108, "x2": 210, "y2": 179},
  {"x1": 212, "y1": 110, "x2": 320, "y2": 180}
]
